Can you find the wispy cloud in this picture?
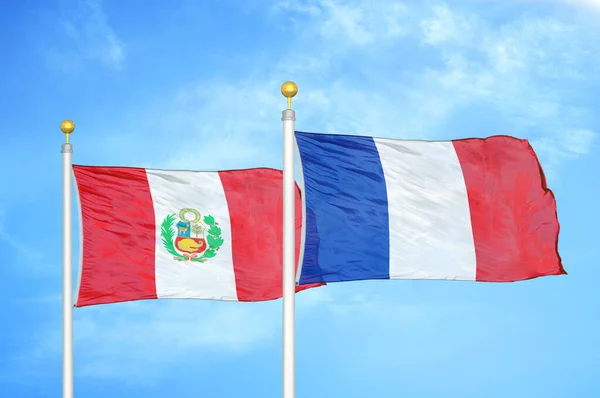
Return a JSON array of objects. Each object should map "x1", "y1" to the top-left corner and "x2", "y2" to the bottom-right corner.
[
  {"x1": 531, "y1": 129, "x2": 596, "y2": 178},
  {"x1": 45, "y1": 0, "x2": 125, "y2": 73},
  {"x1": 72, "y1": 302, "x2": 279, "y2": 381},
  {"x1": 0, "y1": 209, "x2": 44, "y2": 265},
  {"x1": 420, "y1": 4, "x2": 478, "y2": 45},
  {"x1": 13, "y1": 288, "x2": 331, "y2": 382},
  {"x1": 530, "y1": 0, "x2": 600, "y2": 12},
  {"x1": 269, "y1": 1, "x2": 600, "y2": 155},
  {"x1": 67, "y1": 1, "x2": 598, "y2": 177},
  {"x1": 276, "y1": 0, "x2": 409, "y2": 46},
  {"x1": 75, "y1": 78, "x2": 289, "y2": 171}
]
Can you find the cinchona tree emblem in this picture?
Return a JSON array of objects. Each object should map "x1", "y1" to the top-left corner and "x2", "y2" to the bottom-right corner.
[{"x1": 161, "y1": 208, "x2": 224, "y2": 262}]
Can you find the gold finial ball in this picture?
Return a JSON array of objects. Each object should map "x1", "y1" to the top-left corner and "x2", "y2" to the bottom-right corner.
[
  {"x1": 281, "y1": 81, "x2": 298, "y2": 98},
  {"x1": 60, "y1": 120, "x2": 75, "y2": 135}
]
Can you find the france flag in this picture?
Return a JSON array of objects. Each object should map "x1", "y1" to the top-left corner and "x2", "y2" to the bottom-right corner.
[{"x1": 295, "y1": 131, "x2": 565, "y2": 286}]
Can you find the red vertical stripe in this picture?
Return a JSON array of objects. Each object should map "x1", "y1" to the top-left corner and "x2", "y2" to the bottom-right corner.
[
  {"x1": 73, "y1": 165, "x2": 158, "y2": 307},
  {"x1": 452, "y1": 136, "x2": 565, "y2": 282},
  {"x1": 219, "y1": 169, "x2": 322, "y2": 301}
]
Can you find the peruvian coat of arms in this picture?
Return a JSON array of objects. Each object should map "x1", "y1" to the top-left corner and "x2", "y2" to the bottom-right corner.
[{"x1": 160, "y1": 208, "x2": 224, "y2": 262}]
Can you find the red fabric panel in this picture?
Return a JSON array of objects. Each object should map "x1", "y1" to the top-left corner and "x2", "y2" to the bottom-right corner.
[
  {"x1": 452, "y1": 136, "x2": 565, "y2": 282},
  {"x1": 73, "y1": 165, "x2": 157, "y2": 307},
  {"x1": 219, "y1": 168, "x2": 322, "y2": 301}
]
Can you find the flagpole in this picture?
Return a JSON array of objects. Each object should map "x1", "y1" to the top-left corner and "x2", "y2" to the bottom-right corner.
[
  {"x1": 281, "y1": 81, "x2": 298, "y2": 398},
  {"x1": 61, "y1": 120, "x2": 75, "y2": 398}
]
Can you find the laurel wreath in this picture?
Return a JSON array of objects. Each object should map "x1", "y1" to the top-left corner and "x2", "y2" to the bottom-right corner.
[{"x1": 160, "y1": 213, "x2": 224, "y2": 262}]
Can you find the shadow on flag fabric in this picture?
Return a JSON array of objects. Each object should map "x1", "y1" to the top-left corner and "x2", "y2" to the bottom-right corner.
[
  {"x1": 73, "y1": 165, "x2": 322, "y2": 307},
  {"x1": 294, "y1": 131, "x2": 565, "y2": 285}
]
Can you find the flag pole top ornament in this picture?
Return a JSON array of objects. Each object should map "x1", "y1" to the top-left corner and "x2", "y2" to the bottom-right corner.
[
  {"x1": 60, "y1": 120, "x2": 75, "y2": 144},
  {"x1": 281, "y1": 81, "x2": 298, "y2": 109}
]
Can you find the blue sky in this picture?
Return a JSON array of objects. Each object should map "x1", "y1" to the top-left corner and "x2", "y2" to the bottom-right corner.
[{"x1": 1, "y1": 0, "x2": 599, "y2": 397}]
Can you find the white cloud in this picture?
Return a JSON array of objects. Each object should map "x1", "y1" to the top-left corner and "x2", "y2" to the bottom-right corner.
[
  {"x1": 101, "y1": 79, "x2": 286, "y2": 171},
  {"x1": 45, "y1": 0, "x2": 125, "y2": 72},
  {"x1": 276, "y1": 0, "x2": 409, "y2": 46},
  {"x1": 268, "y1": 1, "x2": 600, "y2": 151},
  {"x1": 76, "y1": 1, "x2": 597, "y2": 173},
  {"x1": 0, "y1": 209, "x2": 44, "y2": 264},
  {"x1": 468, "y1": 0, "x2": 600, "y2": 12},
  {"x1": 14, "y1": 287, "x2": 330, "y2": 382},
  {"x1": 531, "y1": 129, "x2": 596, "y2": 178},
  {"x1": 562, "y1": 129, "x2": 596, "y2": 155},
  {"x1": 413, "y1": 5, "x2": 599, "y2": 171},
  {"x1": 538, "y1": 0, "x2": 600, "y2": 11},
  {"x1": 420, "y1": 4, "x2": 477, "y2": 45}
]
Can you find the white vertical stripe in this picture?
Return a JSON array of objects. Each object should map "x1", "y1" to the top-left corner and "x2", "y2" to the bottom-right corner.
[
  {"x1": 373, "y1": 139, "x2": 477, "y2": 280},
  {"x1": 146, "y1": 170, "x2": 238, "y2": 300}
]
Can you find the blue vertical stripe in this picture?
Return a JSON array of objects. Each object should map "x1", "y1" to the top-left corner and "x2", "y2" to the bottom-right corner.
[{"x1": 296, "y1": 131, "x2": 390, "y2": 284}]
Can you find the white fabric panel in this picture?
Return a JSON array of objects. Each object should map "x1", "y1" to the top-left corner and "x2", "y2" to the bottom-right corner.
[
  {"x1": 146, "y1": 170, "x2": 238, "y2": 300},
  {"x1": 373, "y1": 138, "x2": 477, "y2": 280}
]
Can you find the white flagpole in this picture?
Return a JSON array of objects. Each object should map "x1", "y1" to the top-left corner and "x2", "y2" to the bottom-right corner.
[
  {"x1": 61, "y1": 120, "x2": 75, "y2": 398},
  {"x1": 281, "y1": 81, "x2": 298, "y2": 398}
]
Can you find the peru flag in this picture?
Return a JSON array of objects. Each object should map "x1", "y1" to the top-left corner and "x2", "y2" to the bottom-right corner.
[{"x1": 72, "y1": 165, "x2": 320, "y2": 307}]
